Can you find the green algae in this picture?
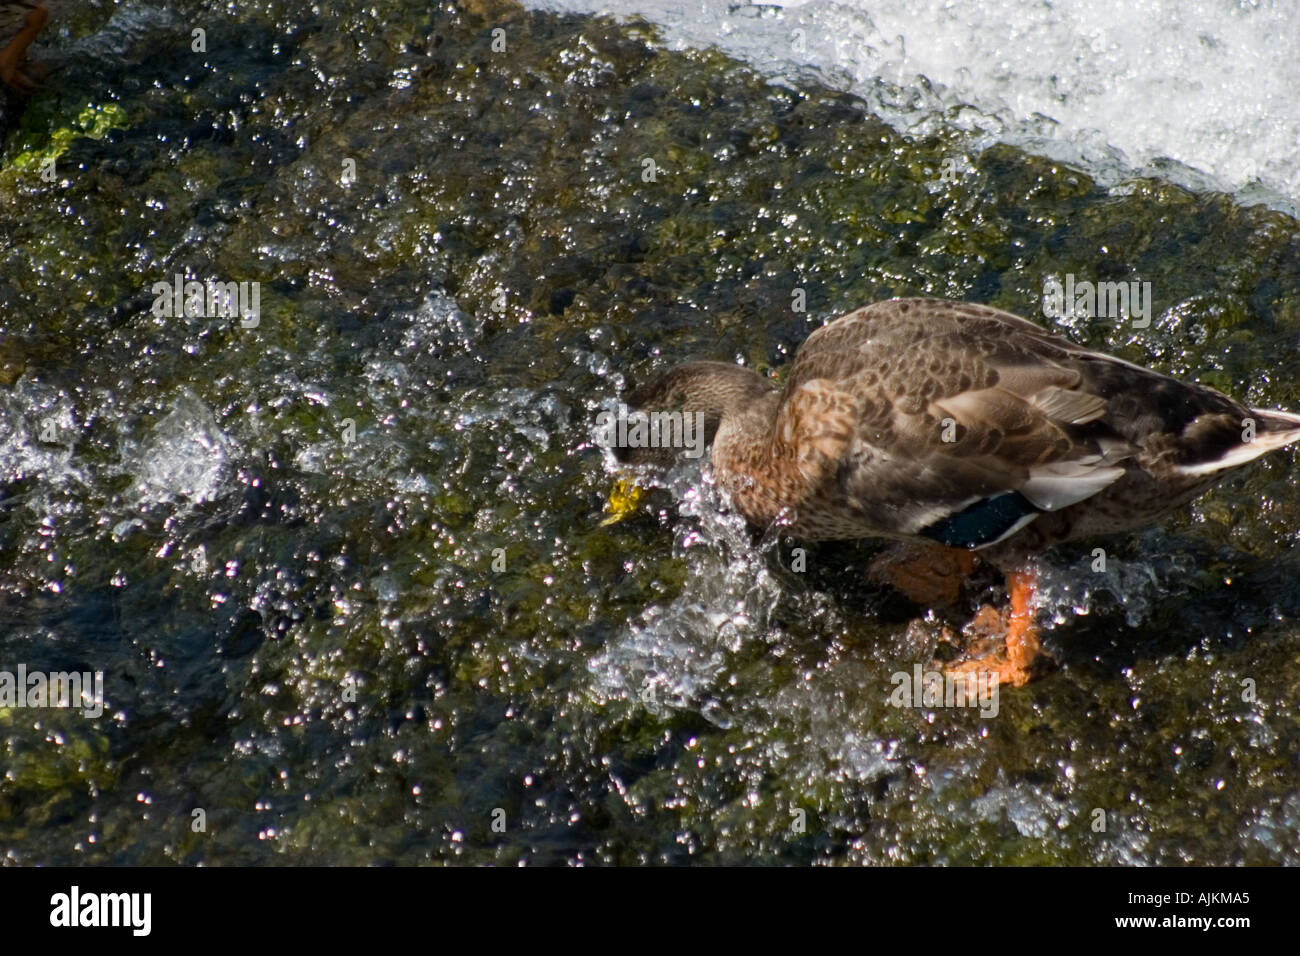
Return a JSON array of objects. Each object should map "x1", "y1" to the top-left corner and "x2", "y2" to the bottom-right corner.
[{"x1": 2, "y1": 101, "x2": 128, "y2": 178}]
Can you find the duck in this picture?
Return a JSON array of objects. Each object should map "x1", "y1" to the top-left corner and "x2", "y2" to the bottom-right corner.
[
  {"x1": 0, "y1": 2, "x2": 48, "y2": 93},
  {"x1": 609, "y1": 297, "x2": 1300, "y2": 687}
]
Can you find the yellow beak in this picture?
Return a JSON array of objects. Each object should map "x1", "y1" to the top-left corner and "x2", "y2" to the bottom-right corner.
[{"x1": 600, "y1": 477, "x2": 646, "y2": 526}]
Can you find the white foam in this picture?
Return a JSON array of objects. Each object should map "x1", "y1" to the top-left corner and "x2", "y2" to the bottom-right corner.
[
  {"x1": 0, "y1": 381, "x2": 81, "y2": 488},
  {"x1": 526, "y1": 0, "x2": 1300, "y2": 215},
  {"x1": 129, "y1": 390, "x2": 233, "y2": 507}
]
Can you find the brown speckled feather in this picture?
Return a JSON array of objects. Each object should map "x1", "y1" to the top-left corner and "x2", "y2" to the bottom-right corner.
[{"x1": 622, "y1": 298, "x2": 1300, "y2": 564}]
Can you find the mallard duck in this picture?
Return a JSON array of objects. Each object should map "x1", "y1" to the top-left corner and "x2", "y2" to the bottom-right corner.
[
  {"x1": 612, "y1": 298, "x2": 1300, "y2": 686},
  {"x1": 0, "y1": 2, "x2": 48, "y2": 92}
]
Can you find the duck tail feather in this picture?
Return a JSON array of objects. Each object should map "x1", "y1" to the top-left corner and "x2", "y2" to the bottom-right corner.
[{"x1": 1173, "y1": 407, "x2": 1300, "y2": 477}]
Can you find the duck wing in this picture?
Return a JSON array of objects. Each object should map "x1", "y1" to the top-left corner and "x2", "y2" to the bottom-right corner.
[{"x1": 771, "y1": 298, "x2": 1258, "y2": 547}]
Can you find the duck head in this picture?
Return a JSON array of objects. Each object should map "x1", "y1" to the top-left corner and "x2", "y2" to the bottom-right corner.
[{"x1": 603, "y1": 361, "x2": 777, "y2": 467}]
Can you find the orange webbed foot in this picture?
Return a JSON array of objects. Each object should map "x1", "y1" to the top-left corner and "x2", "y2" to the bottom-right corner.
[
  {"x1": 940, "y1": 569, "x2": 1049, "y2": 688},
  {"x1": 0, "y1": 4, "x2": 49, "y2": 93}
]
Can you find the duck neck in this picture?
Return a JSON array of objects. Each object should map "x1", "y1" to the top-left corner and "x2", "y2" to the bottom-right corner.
[{"x1": 710, "y1": 384, "x2": 784, "y2": 523}]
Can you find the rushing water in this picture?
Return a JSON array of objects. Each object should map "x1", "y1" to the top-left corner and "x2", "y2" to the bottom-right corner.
[
  {"x1": 528, "y1": 0, "x2": 1300, "y2": 217},
  {"x1": 1, "y1": 0, "x2": 1299, "y2": 864}
]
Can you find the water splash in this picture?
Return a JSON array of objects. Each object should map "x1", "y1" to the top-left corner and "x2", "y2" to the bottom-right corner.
[
  {"x1": 0, "y1": 379, "x2": 82, "y2": 488},
  {"x1": 1034, "y1": 542, "x2": 1197, "y2": 629},
  {"x1": 126, "y1": 389, "x2": 234, "y2": 509},
  {"x1": 528, "y1": 0, "x2": 1300, "y2": 215}
]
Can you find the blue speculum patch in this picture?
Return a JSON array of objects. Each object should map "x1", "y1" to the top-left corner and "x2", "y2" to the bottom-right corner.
[{"x1": 919, "y1": 492, "x2": 1040, "y2": 549}]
